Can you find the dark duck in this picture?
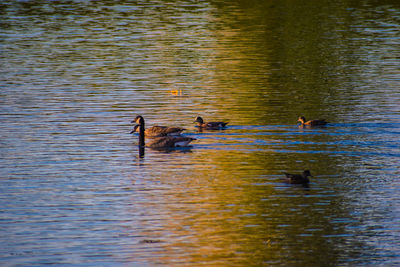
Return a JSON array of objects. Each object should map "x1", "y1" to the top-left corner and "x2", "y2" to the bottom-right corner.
[
  {"x1": 298, "y1": 116, "x2": 328, "y2": 126},
  {"x1": 282, "y1": 170, "x2": 313, "y2": 185},
  {"x1": 194, "y1": 116, "x2": 228, "y2": 130}
]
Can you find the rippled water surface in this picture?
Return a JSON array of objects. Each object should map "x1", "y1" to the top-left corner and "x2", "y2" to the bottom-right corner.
[{"x1": 1, "y1": 1, "x2": 400, "y2": 266}]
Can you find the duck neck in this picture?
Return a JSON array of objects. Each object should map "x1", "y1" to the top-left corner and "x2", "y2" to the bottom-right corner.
[{"x1": 139, "y1": 122, "x2": 145, "y2": 147}]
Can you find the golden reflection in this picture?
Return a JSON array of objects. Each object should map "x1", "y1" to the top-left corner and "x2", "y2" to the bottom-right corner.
[
  {"x1": 128, "y1": 144, "x2": 344, "y2": 265},
  {"x1": 169, "y1": 89, "x2": 183, "y2": 96},
  {"x1": 123, "y1": 0, "x2": 392, "y2": 265}
]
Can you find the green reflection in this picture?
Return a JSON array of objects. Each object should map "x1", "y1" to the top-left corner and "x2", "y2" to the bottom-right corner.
[{"x1": 127, "y1": 0, "x2": 399, "y2": 265}]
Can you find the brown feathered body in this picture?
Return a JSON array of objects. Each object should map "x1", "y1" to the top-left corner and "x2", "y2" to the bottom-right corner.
[
  {"x1": 132, "y1": 115, "x2": 195, "y2": 148},
  {"x1": 131, "y1": 125, "x2": 185, "y2": 137},
  {"x1": 147, "y1": 136, "x2": 196, "y2": 148}
]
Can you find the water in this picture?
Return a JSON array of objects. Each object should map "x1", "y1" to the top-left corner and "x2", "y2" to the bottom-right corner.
[{"x1": 1, "y1": 1, "x2": 400, "y2": 266}]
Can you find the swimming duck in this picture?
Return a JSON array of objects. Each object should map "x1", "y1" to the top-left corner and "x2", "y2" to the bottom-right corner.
[
  {"x1": 131, "y1": 115, "x2": 186, "y2": 137},
  {"x1": 134, "y1": 115, "x2": 196, "y2": 148},
  {"x1": 145, "y1": 135, "x2": 196, "y2": 148},
  {"x1": 130, "y1": 124, "x2": 185, "y2": 137},
  {"x1": 298, "y1": 116, "x2": 327, "y2": 126},
  {"x1": 194, "y1": 116, "x2": 228, "y2": 129},
  {"x1": 282, "y1": 170, "x2": 313, "y2": 185}
]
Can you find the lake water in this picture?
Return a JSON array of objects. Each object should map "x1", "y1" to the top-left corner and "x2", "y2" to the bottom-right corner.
[{"x1": 1, "y1": 1, "x2": 399, "y2": 266}]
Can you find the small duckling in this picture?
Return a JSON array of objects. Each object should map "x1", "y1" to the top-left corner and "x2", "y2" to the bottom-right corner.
[
  {"x1": 194, "y1": 116, "x2": 228, "y2": 130},
  {"x1": 298, "y1": 116, "x2": 327, "y2": 126},
  {"x1": 282, "y1": 170, "x2": 313, "y2": 185}
]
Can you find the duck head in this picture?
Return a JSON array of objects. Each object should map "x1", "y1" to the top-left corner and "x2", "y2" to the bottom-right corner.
[
  {"x1": 298, "y1": 116, "x2": 306, "y2": 124},
  {"x1": 303, "y1": 170, "x2": 313, "y2": 177},
  {"x1": 131, "y1": 115, "x2": 145, "y2": 124},
  {"x1": 194, "y1": 116, "x2": 204, "y2": 124}
]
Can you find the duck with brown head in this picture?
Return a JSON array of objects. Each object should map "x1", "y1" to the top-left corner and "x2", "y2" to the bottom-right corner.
[
  {"x1": 194, "y1": 116, "x2": 228, "y2": 130},
  {"x1": 133, "y1": 115, "x2": 196, "y2": 148},
  {"x1": 298, "y1": 116, "x2": 328, "y2": 126}
]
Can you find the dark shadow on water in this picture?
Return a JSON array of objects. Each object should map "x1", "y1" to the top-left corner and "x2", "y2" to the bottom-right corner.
[
  {"x1": 279, "y1": 179, "x2": 311, "y2": 189},
  {"x1": 135, "y1": 145, "x2": 194, "y2": 156},
  {"x1": 195, "y1": 127, "x2": 228, "y2": 133},
  {"x1": 298, "y1": 124, "x2": 329, "y2": 130},
  {"x1": 139, "y1": 145, "x2": 145, "y2": 158},
  {"x1": 149, "y1": 146, "x2": 194, "y2": 154}
]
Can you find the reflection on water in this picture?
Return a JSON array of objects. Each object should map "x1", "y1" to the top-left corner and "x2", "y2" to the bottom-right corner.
[{"x1": 1, "y1": 0, "x2": 400, "y2": 266}]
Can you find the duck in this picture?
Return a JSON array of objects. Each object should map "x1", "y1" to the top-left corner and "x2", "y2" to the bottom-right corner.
[
  {"x1": 282, "y1": 170, "x2": 313, "y2": 185},
  {"x1": 130, "y1": 124, "x2": 185, "y2": 137},
  {"x1": 298, "y1": 116, "x2": 327, "y2": 126},
  {"x1": 131, "y1": 115, "x2": 186, "y2": 137},
  {"x1": 145, "y1": 135, "x2": 196, "y2": 148},
  {"x1": 133, "y1": 115, "x2": 196, "y2": 148},
  {"x1": 194, "y1": 116, "x2": 228, "y2": 130}
]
